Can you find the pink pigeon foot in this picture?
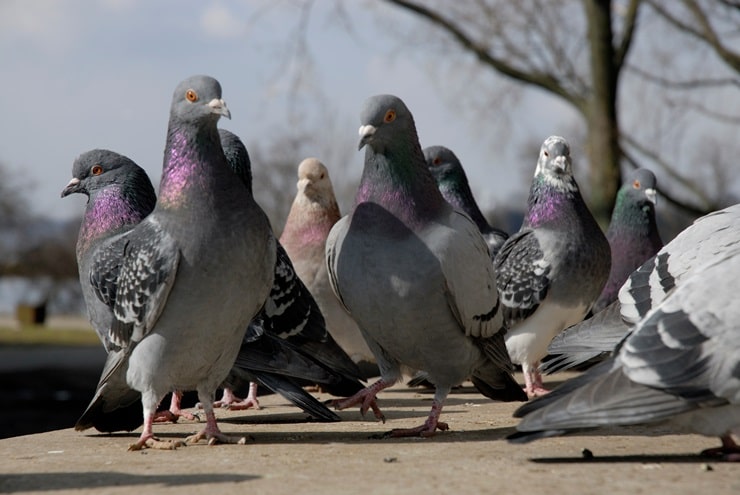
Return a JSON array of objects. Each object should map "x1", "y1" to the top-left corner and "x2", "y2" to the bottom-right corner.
[
  {"x1": 523, "y1": 363, "x2": 550, "y2": 398},
  {"x1": 330, "y1": 378, "x2": 392, "y2": 422},
  {"x1": 128, "y1": 413, "x2": 186, "y2": 451},
  {"x1": 384, "y1": 399, "x2": 449, "y2": 438},
  {"x1": 185, "y1": 408, "x2": 248, "y2": 446},
  {"x1": 153, "y1": 391, "x2": 199, "y2": 423},
  {"x1": 212, "y1": 384, "x2": 261, "y2": 411},
  {"x1": 701, "y1": 435, "x2": 740, "y2": 462}
]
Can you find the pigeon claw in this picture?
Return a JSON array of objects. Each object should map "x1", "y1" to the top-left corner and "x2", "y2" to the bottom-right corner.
[
  {"x1": 152, "y1": 409, "x2": 200, "y2": 424},
  {"x1": 701, "y1": 436, "x2": 740, "y2": 462},
  {"x1": 331, "y1": 379, "x2": 392, "y2": 422},
  {"x1": 383, "y1": 420, "x2": 450, "y2": 439},
  {"x1": 185, "y1": 430, "x2": 251, "y2": 446},
  {"x1": 128, "y1": 436, "x2": 187, "y2": 451}
]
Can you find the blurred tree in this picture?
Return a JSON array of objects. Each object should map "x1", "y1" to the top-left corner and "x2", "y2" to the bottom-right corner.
[
  {"x1": 249, "y1": 122, "x2": 357, "y2": 235},
  {"x1": 380, "y1": 0, "x2": 739, "y2": 223},
  {"x1": 0, "y1": 161, "x2": 30, "y2": 228}
]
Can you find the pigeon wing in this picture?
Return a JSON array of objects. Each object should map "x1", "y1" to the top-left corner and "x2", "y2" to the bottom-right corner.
[
  {"x1": 105, "y1": 218, "x2": 180, "y2": 348},
  {"x1": 494, "y1": 229, "x2": 551, "y2": 328}
]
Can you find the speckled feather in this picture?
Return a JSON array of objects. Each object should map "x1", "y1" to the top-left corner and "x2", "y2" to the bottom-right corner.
[
  {"x1": 494, "y1": 230, "x2": 550, "y2": 325},
  {"x1": 76, "y1": 76, "x2": 277, "y2": 448},
  {"x1": 219, "y1": 129, "x2": 365, "y2": 389},
  {"x1": 510, "y1": 245, "x2": 740, "y2": 448},
  {"x1": 105, "y1": 217, "x2": 180, "y2": 347},
  {"x1": 543, "y1": 203, "x2": 740, "y2": 376},
  {"x1": 494, "y1": 136, "x2": 610, "y2": 396},
  {"x1": 63, "y1": 149, "x2": 156, "y2": 352}
]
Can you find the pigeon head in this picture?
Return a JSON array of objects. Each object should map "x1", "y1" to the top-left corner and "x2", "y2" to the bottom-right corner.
[
  {"x1": 424, "y1": 145, "x2": 465, "y2": 190},
  {"x1": 621, "y1": 168, "x2": 658, "y2": 211},
  {"x1": 170, "y1": 75, "x2": 231, "y2": 125},
  {"x1": 358, "y1": 94, "x2": 415, "y2": 153},
  {"x1": 62, "y1": 149, "x2": 154, "y2": 204},
  {"x1": 533, "y1": 136, "x2": 576, "y2": 193},
  {"x1": 297, "y1": 158, "x2": 334, "y2": 202},
  {"x1": 219, "y1": 128, "x2": 252, "y2": 192},
  {"x1": 63, "y1": 149, "x2": 156, "y2": 253}
]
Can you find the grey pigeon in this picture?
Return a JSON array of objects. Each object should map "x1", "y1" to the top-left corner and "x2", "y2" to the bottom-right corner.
[
  {"x1": 64, "y1": 149, "x2": 345, "y2": 429},
  {"x1": 62, "y1": 149, "x2": 156, "y2": 353},
  {"x1": 63, "y1": 150, "x2": 196, "y2": 425},
  {"x1": 75, "y1": 75, "x2": 276, "y2": 450},
  {"x1": 326, "y1": 94, "x2": 526, "y2": 437},
  {"x1": 543, "y1": 203, "x2": 739, "y2": 375},
  {"x1": 424, "y1": 145, "x2": 508, "y2": 259},
  {"x1": 218, "y1": 130, "x2": 366, "y2": 401},
  {"x1": 494, "y1": 136, "x2": 611, "y2": 397},
  {"x1": 591, "y1": 168, "x2": 663, "y2": 314},
  {"x1": 280, "y1": 157, "x2": 377, "y2": 377},
  {"x1": 508, "y1": 242, "x2": 740, "y2": 461}
]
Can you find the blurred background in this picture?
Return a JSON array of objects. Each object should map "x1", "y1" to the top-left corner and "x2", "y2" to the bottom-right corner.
[{"x1": 0, "y1": 0, "x2": 738, "y2": 439}]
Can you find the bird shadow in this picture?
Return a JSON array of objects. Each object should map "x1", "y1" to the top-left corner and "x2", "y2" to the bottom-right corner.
[
  {"x1": 82, "y1": 427, "x2": 516, "y2": 448},
  {"x1": 529, "y1": 453, "x2": 731, "y2": 464},
  {"x1": 0, "y1": 471, "x2": 258, "y2": 493},
  {"x1": 222, "y1": 400, "x2": 492, "y2": 426},
  {"x1": 234, "y1": 424, "x2": 518, "y2": 445}
]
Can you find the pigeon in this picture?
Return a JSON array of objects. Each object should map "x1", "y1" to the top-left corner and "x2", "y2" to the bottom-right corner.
[
  {"x1": 279, "y1": 157, "x2": 378, "y2": 377},
  {"x1": 75, "y1": 75, "x2": 277, "y2": 450},
  {"x1": 508, "y1": 242, "x2": 740, "y2": 461},
  {"x1": 543, "y1": 202, "x2": 739, "y2": 375},
  {"x1": 62, "y1": 150, "x2": 156, "y2": 353},
  {"x1": 494, "y1": 136, "x2": 611, "y2": 397},
  {"x1": 591, "y1": 168, "x2": 663, "y2": 314},
  {"x1": 67, "y1": 146, "x2": 357, "y2": 432},
  {"x1": 326, "y1": 94, "x2": 526, "y2": 437},
  {"x1": 218, "y1": 130, "x2": 366, "y2": 402},
  {"x1": 62, "y1": 149, "x2": 200, "y2": 424},
  {"x1": 424, "y1": 145, "x2": 508, "y2": 259}
]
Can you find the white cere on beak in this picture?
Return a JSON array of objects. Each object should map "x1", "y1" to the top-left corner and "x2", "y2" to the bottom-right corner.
[
  {"x1": 208, "y1": 98, "x2": 231, "y2": 119},
  {"x1": 645, "y1": 188, "x2": 657, "y2": 205},
  {"x1": 358, "y1": 124, "x2": 377, "y2": 138}
]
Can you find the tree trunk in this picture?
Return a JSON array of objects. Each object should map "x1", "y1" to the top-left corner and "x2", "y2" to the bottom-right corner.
[{"x1": 583, "y1": 0, "x2": 622, "y2": 227}]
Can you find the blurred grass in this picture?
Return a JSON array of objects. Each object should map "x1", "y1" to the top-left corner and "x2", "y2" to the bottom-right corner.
[{"x1": 0, "y1": 325, "x2": 99, "y2": 346}]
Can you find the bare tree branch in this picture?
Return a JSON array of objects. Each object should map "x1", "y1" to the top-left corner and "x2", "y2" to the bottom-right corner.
[
  {"x1": 382, "y1": 0, "x2": 588, "y2": 112},
  {"x1": 647, "y1": 0, "x2": 740, "y2": 72},
  {"x1": 625, "y1": 63, "x2": 740, "y2": 89},
  {"x1": 614, "y1": 0, "x2": 643, "y2": 69}
]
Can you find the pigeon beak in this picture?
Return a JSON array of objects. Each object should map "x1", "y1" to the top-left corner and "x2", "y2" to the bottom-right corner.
[
  {"x1": 552, "y1": 155, "x2": 569, "y2": 173},
  {"x1": 645, "y1": 188, "x2": 657, "y2": 205},
  {"x1": 208, "y1": 98, "x2": 231, "y2": 120},
  {"x1": 61, "y1": 177, "x2": 82, "y2": 198},
  {"x1": 358, "y1": 124, "x2": 376, "y2": 150}
]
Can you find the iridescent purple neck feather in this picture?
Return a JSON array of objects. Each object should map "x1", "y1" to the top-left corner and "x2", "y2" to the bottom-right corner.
[
  {"x1": 523, "y1": 175, "x2": 580, "y2": 229},
  {"x1": 356, "y1": 143, "x2": 446, "y2": 230},
  {"x1": 77, "y1": 185, "x2": 151, "y2": 256}
]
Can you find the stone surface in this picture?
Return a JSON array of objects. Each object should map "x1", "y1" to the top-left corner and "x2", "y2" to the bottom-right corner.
[{"x1": 1, "y1": 375, "x2": 737, "y2": 495}]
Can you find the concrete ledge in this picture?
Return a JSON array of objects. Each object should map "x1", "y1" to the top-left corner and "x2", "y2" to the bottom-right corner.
[{"x1": 1, "y1": 379, "x2": 737, "y2": 494}]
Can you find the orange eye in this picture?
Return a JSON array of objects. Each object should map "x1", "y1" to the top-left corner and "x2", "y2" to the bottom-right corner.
[
  {"x1": 633, "y1": 180, "x2": 641, "y2": 189},
  {"x1": 433, "y1": 157, "x2": 442, "y2": 166},
  {"x1": 91, "y1": 165, "x2": 103, "y2": 176},
  {"x1": 186, "y1": 89, "x2": 198, "y2": 102},
  {"x1": 384, "y1": 109, "x2": 396, "y2": 123}
]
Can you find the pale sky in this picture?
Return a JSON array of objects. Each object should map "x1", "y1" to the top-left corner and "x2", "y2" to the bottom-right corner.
[{"x1": 0, "y1": 0, "x2": 583, "y2": 223}]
